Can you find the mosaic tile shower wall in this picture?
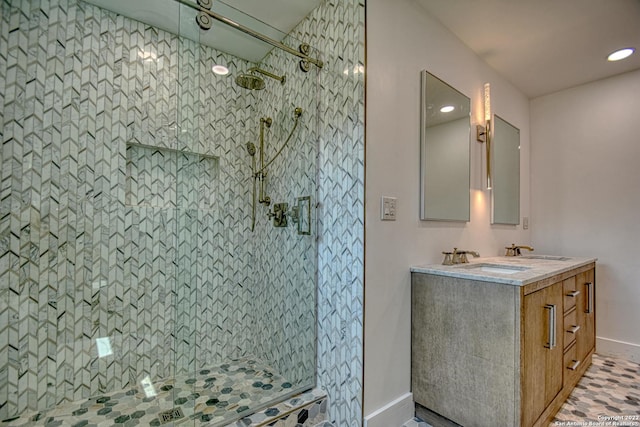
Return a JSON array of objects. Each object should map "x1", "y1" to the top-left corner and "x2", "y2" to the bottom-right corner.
[
  {"x1": 220, "y1": 0, "x2": 366, "y2": 423},
  {"x1": 0, "y1": 0, "x2": 323, "y2": 420},
  {"x1": 287, "y1": 1, "x2": 366, "y2": 425}
]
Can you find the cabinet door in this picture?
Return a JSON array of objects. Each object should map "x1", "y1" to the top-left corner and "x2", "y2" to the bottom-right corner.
[
  {"x1": 576, "y1": 268, "x2": 596, "y2": 362},
  {"x1": 522, "y1": 281, "x2": 563, "y2": 427}
]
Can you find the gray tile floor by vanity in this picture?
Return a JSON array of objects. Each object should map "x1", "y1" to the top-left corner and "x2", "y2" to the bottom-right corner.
[
  {"x1": 409, "y1": 353, "x2": 640, "y2": 427},
  {"x1": 553, "y1": 354, "x2": 640, "y2": 426}
]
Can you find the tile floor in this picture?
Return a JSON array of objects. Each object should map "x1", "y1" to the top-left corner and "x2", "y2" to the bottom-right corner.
[
  {"x1": 2, "y1": 358, "x2": 322, "y2": 427},
  {"x1": 552, "y1": 354, "x2": 640, "y2": 426},
  {"x1": 406, "y1": 353, "x2": 640, "y2": 427}
]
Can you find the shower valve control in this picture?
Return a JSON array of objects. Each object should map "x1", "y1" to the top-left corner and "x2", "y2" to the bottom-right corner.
[{"x1": 268, "y1": 203, "x2": 288, "y2": 227}]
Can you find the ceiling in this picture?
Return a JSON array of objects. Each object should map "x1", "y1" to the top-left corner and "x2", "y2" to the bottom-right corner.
[
  {"x1": 416, "y1": 0, "x2": 640, "y2": 98},
  {"x1": 82, "y1": 0, "x2": 322, "y2": 63}
]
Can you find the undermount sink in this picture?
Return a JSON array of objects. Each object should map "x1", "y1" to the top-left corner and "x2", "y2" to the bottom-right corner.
[
  {"x1": 457, "y1": 263, "x2": 530, "y2": 275},
  {"x1": 520, "y1": 255, "x2": 572, "y2": 261}
]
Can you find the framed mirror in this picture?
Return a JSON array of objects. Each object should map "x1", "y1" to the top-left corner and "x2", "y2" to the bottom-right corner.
[
  {"x1": 420, "y1": 71, "x2": 471, "y2": 221},
  {"x1": 491, "y1": 115, "x2": 520, "y2": 225}
]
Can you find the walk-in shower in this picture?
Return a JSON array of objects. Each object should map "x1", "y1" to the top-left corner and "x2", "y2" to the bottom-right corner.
[{"x1": 0, "y1": 0, "x2": 322, "y2": 425}]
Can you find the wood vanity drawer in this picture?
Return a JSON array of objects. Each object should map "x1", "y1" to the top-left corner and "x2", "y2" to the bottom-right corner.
[
  {"x1": 563, "y1": 277, "x2": 579, "y2": 313},
  {"x1": 563, "y1": 308, "x2": 579, "y2": 350},
  {"x1": 563, "y1": 342, "x2": 581, "y2": 387}
]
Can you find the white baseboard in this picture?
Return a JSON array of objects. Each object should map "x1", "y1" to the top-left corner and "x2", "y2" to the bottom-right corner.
[
  {"x1": 596, "y1": 336, "x2": 640, "y2": 363},
  {"x1": 363, "y1": 392, "x2": 414, "y2": 427}
]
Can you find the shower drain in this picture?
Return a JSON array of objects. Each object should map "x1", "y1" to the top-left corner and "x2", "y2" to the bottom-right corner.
[{"x1": 158, "y1": 407, "x2": 185, "y2": 424}]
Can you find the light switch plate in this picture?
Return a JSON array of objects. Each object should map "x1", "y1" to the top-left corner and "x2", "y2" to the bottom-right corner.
[
  {"x1": 381, "y1": 196, "x2": 397, "y2": 221},
  {"x1": 523, "y1": 217, "x2": 529, "y2": 230}
]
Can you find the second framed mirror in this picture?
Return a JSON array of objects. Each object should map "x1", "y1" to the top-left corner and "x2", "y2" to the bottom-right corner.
[{"x1": 491, "y1": 115, "x2": 520, "y2": 225}]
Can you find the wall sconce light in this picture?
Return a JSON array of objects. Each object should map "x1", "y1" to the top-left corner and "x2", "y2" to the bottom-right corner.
[
  {"x1": 476, "y1": 124, "x2": 487, "y2": 143},
  {"x1": 476, "y1": 83, "x2": 492, "y2": 189}
]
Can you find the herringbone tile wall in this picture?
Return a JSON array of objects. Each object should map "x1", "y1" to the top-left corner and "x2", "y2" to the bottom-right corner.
[
  {"x1": 288, "y1": 1, "x2": 366, "y2": 425},
  {"x1": 242, "y1": 1, "x2": 366, "y2": 425},
  {"x1": 0, "y1": 0, "x2": 360, "y2": 421}
]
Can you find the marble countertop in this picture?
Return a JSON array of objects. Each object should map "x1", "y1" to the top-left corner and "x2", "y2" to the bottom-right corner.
[{"x1": 410, "y1": 255, "x2": 597, "y2": 286}]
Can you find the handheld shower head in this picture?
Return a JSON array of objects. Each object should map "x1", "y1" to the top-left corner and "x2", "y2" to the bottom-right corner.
[{"x1": 246, "y1": 142, "x2": 256, "y2": 156}]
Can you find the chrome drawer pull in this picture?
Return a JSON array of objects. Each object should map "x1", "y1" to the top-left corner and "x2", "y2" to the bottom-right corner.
[
  {"x1": 585, "y1": 282, "x2": 594, "y2": 314},
  {"x1": 566, "y1": 290, "x2": 580, "y2": 298},
  {"x1": 544, "y1": 304, "x2": 557, "y2": 349},
  {"x1": 567, "y1": 359, "x2": 581, "y2": 371},
  {"x1": 567, "y1": 325, "x2": 580, "y2": 334}
]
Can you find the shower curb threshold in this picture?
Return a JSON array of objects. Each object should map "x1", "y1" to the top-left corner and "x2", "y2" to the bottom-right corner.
[{"x1": 226, "y1": 388, "x2": 328, "y2": 427}]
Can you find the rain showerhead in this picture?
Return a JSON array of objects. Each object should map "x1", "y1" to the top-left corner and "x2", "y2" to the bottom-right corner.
[
  {"x1": 236, "y1": 74, "x2": 265, "y2": 90},
  {"x1": 235, "y1": 67, "x2": 285, "y2": 90}
]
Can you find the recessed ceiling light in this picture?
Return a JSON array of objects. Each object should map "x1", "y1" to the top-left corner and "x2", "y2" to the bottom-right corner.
[
  {"x1": 607, "y1": 48, "x2": 635, "y2": 62},
  {"x1": 212, "y1": 64, "x2": 230, "y2": 75},
  {"x1": 440, "y1": 105, "x2": 455, "y2": 113}
]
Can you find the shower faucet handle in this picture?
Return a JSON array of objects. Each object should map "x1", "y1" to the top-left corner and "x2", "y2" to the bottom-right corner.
[{"x1": 267, "y1": 203, "x2": 288, "y2": 227}]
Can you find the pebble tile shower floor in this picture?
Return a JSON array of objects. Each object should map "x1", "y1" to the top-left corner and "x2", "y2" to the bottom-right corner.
[{"x1": 2, "y1": 358, "x2": 322, "y2": 426}]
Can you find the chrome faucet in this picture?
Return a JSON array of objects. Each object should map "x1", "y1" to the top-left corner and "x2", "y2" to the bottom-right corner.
[
  {"x1": 465, "y1": 250, "x2": 481, "y2": 259},
  {"x1": 442, "y1": 248, "x2": 480, "y2": 264},
  {"x1": 505, "y1": 243, "x2": 534, "y2": 256}
]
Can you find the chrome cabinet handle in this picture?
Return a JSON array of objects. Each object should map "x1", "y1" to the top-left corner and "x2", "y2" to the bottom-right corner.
[
  {"x1": 544, "y1": 304, "x2": 557, "y2": 349},
  {"x1": 585, "y1": 282, "x2": 594, "y2": 314},
  {"x1": 566, "y1": 290, "x2": 580, "y2": 298},
  {"x1": 567, "y1": 325, "x2": 580, "y2": 334},
  {"x1": 567, "y1": 359, "x2": 581, "y2": 371}
]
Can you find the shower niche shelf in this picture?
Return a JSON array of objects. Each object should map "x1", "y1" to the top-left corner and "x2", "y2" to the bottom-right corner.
[{"x1": 125, "y1": 142, "x2": 218, "y2": 209}]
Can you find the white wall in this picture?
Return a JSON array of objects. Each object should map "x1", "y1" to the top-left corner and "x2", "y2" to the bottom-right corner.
[
  {"x1": 530, "y1": 69, "x2": 640, "y2": 362},
  {"x1": 365, "y1": 0, "x2": 531, "y2": 423}
]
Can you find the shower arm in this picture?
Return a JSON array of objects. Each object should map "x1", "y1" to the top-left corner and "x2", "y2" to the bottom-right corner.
[
  {"x1": 249, "y1": 67, "x2": 286, "y2": 84},
  {"x1": 253, "y1": 108, "x2": 302, "y2": 177}
]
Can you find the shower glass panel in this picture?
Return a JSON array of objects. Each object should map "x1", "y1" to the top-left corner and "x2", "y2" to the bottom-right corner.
[
  {"x1": 0, "y1": 0, "x2": 318, "y2": 425},
  {"x1": 174, "y1": 3, "x2": 319, "y2": 426}
]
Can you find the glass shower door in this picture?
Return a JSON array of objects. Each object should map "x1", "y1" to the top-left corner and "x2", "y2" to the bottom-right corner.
[{"x1": 165, "y1": 0, "x2": 321, "y2": 425}]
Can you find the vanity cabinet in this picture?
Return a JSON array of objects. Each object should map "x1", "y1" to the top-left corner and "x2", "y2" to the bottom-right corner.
[
  {"x1": 411, "y1": 261, "x2": 596, "y2": 427},
  {"x1": 522, "y1": 281, "x2": 563, "y2": 426}
]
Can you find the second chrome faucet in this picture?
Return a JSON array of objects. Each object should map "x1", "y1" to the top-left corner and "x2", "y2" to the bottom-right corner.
[{"x1": 505, "y1": 243, "x2": 534, "y2": 256}]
